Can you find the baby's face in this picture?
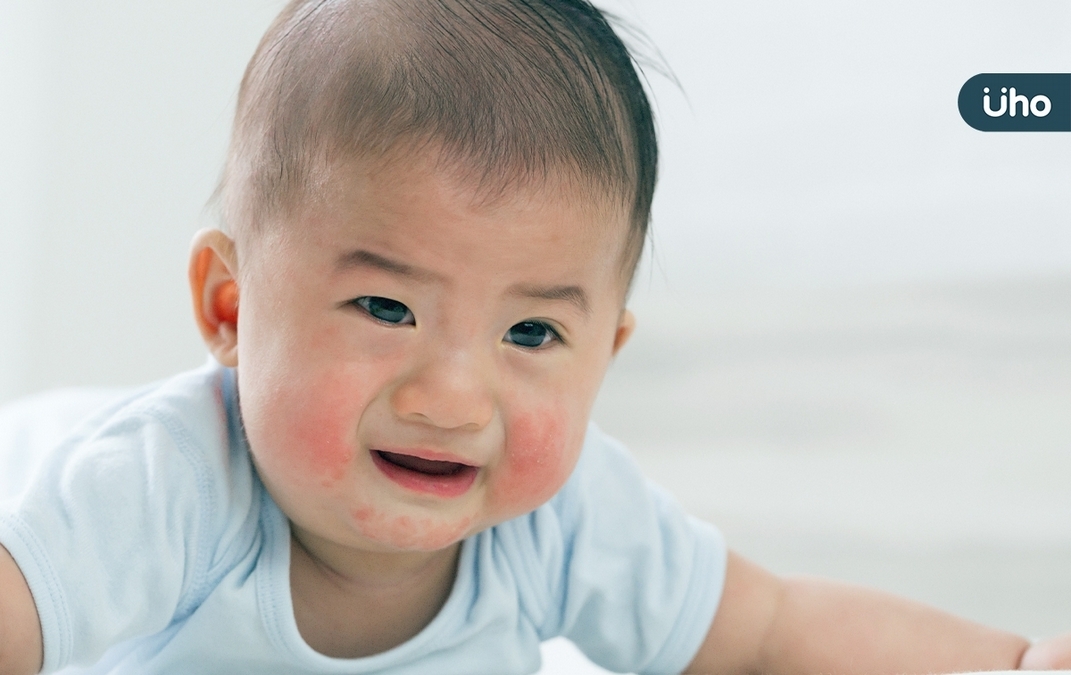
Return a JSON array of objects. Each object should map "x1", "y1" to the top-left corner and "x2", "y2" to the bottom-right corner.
[{"x1": 233, "y1": 154, "x2": 634, "y2": 553}]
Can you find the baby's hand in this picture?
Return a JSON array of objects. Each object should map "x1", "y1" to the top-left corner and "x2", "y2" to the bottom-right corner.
[{"x1": 1020, "y1": 633, "x2": 1071, "y2": 670}]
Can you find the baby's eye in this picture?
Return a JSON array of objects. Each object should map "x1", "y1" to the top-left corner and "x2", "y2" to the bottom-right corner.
[
  {"x1": 504, "y1": 321, "x2": 560, "y2": 349},
  {"x1": 353, "y1": 296, "x2": 415, "y2": 325}
]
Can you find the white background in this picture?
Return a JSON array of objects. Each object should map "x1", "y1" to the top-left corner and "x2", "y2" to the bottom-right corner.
[
  {"x1": 2, "y1": 1, "x2": 1070, "y2": 671},
  {"x1": 2, "y1": 1, "x2": 1069, "y2": 400}
]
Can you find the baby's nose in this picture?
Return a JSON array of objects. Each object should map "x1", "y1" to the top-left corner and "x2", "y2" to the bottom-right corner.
[{"x1": 389, "y1": 353, "x2": 494, "y2": 431}]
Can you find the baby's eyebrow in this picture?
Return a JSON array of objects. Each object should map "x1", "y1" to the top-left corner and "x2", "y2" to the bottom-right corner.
[
  {"x1": 335, "y1": 249, "x2": 440, "y2": 282},
  {"x1": 508, "y1": 284, "x2": 591, "y2": 317},
  {"x1": 337, "y1": 249, "x2": 590, "y2": 316}
]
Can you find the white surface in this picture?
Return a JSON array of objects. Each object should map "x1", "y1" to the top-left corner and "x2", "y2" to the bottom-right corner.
[{"x1": 539, "y1": 639, "x2": 617, "y2": 675}]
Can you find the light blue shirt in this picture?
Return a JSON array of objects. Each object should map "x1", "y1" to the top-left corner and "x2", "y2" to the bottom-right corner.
[{"x1": 0, "y1": 363, "x2": 726, "y2": 674}]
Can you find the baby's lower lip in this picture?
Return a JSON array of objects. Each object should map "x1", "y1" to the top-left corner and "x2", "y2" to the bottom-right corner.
[{"x1": 371, "y1": 450, "x2": 478, "y2": 498}]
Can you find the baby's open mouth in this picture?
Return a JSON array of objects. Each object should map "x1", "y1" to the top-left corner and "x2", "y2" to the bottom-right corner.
[
  {"x1": 371, "y1": 450, "x2": 479, "y2": 498},
  {"x1": 375, "y1": 451, "x2": 472, "y2": 476}
]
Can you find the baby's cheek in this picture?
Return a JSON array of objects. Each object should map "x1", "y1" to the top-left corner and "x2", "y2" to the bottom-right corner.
[
  {"x1": 272, "y1": 378, "x2": 361, "y2": 486},
  {"x1": 492, "y1": 411, "x2": 578, "y2": 516}
]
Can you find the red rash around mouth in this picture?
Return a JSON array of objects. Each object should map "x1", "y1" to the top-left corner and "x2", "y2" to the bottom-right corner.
[{"x1": 351, "y1": 506, "x2": 474, "y2": 550}]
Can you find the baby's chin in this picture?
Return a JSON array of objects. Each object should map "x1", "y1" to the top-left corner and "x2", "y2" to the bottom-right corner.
[{"x1": 348, "y1": 503, "x2": 479, "y2": 552}]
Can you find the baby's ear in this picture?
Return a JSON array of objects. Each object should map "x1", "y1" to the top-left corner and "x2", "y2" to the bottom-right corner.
[
  {"x1": 189, "y1": 229, "x2": 240, "y2": 367},
  {"x1": 612, "y1": 309, "x2": 635, "y2": 356}
]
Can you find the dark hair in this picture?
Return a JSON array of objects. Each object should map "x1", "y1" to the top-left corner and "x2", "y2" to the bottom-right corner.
[{"x1": 222, "y1": 0, "x2": 658, "y2": 273}]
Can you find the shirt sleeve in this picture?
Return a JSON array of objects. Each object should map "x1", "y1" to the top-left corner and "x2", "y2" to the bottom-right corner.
[
  {"x1": 0, "y1": 393, "x2": 224, "y2": 673},
  {"x1": 538, "y1": 425, "x2": 728, "y2": 675},
  {"x1": 0, "y1": 388, "x2": 130, "y2": 502}
]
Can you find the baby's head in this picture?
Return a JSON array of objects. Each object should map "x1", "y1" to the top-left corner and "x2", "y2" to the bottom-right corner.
[{"x1": 190, "y1": 0, "x2": 656, "y2": 554}]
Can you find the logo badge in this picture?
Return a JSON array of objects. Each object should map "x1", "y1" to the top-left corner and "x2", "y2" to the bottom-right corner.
[{"x1": 958, "y1": 73, "x2": 1070, "y2": 131}]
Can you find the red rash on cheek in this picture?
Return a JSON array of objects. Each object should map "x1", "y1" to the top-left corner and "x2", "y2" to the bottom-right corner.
[
  {"x1": 277, "y1": 382, "x2": 357, "y2": 486},
  {"x1": 493, "y1": 411, "x2": 574, "y2": 514},
  {"x1": 303, "y1": 429, "x2": 350, "y2": 485}
]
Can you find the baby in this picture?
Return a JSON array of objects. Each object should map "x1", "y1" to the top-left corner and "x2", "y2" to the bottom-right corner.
[{"x1": 1, "y1": 1, "x2": 1070, "y2": 673}]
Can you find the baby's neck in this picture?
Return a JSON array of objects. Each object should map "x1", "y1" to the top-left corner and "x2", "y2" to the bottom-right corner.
[{"x1": 288, "y1": 525, "x2": 460, "y2": 658}]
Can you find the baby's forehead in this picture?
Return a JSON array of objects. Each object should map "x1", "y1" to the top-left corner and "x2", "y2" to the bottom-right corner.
[
  {"x1": 246, "y1": 152, "x2": 634, "y2": 288},
  {"x1": 316, "y1": 149, "x2": 630, "y2": 230}
]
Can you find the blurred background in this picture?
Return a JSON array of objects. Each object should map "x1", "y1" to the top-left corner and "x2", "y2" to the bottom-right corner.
[{"x1": 1, "y1": 1, "x2": 1069, "y2": 672}]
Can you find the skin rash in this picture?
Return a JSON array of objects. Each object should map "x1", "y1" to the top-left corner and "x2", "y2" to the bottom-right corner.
[
  {"x1": 348, "y1": 508, "x2": 476, "y2": 551},
  {"x1": 491, "y1": 409, "x2": 575, "y2": 509},
  {"x1": 285, "y1": 375, "x2": 362, "y2": 487}
]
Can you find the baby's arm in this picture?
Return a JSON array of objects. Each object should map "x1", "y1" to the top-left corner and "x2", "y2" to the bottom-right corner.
[
  {"x1": 687, "y1": 551, "x2": 1029, "y2": 675},
  {"x1": 0, "y1": 544, "x2": 42, "y2": 675}
]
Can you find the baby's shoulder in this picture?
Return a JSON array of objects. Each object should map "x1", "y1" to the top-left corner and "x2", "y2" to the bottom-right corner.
[
  {"x1": 2, "y1": 362, "x2": 257, "y2": 524},
  {"x1": 0, "y1": 364, "x2": 265, "y2": 670},
  {"x1": 82, "y1": 363, "x2": 256, "y2": 512},
  {"x1": 487, "y1": 425, "x2": 725, "y2": 670},
  {"x1": 495, "y1": 424, "x2": 666, "y2": 583},
  {"x1": 91, "y1": 362, "x2": 237, "y2": 451},
  {"x1": 542, "y1": 423, "x2": 651, "y2": 521},
  {"x1": 0, "y1": 386, "x2": 127, "y2": 498}
]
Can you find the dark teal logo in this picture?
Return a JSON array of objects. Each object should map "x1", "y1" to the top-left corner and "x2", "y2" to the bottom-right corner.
[{"x1": 958, "y1": 73, "x2": 1071, "y2": 131}]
